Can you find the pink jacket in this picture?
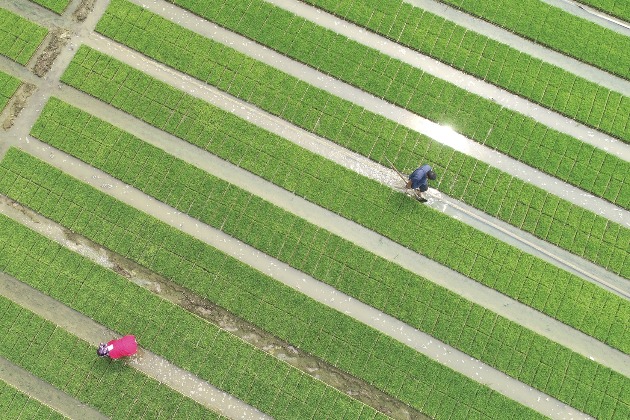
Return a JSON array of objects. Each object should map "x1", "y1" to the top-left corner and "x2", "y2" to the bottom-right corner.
[{"x1": 107, "y1": 335, "x2": 138, "y2": 359}]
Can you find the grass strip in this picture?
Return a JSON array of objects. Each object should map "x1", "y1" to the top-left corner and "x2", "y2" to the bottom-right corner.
[
  {"x1": 30, "y1": 96, "x2": 630, "y2": 419},
  {"x1": 29, "y1": 0, "x2": 70, "y2": 14},
  {"x1": 431, "y1": 0, "x2": 630, "y2": 80},
  {"x1": 0, "y1": 7, "x2": 48, "y2": 65},
  {"x1": 573, "y1": 0, "x2": 630, "y2": 22},
  {"x1": 0, "y1": 71, "x2": 21, "y2": 113},
  {"x1": 0, "y1": 379, "x2": 65, "y2": 419},
  {"x1": 0, "y1": 210, "x2": 385, "y2": 420},
  {"x1": 0, "y1": 291, "x2": 220, "y2": 419},
  {"x1": 0, "y1": 148, "x2": 547, "y2": 419},
  {"x1": 59, "y1": 46, "x2": 630, "y2": 344},
  {"x1": 99, "y1": 0, "x2": 630, "y2": 207},
  {"x1": 298, "y1": 0, "x2": 629, "y2": 142}
]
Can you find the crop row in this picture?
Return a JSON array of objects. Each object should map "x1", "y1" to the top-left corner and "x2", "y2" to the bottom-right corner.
[
  {"x1": 104, "y1": 1, "x2": 630, "y2": 212},
  {"x1": 91, "y1": 6, "x2": 630, "y2": 274},
  {"x1": 0, "y1": 379, "x2": 64, "y2": 419},
  {"x1": 59, "y1": 46, "x2": 630, "y2": 346},
  {"x1": 29, "y1": 96, "x2": 630, "y2": 418},
  {"x1": 430, "y1": 0, "x2": 630, "y2": 80},
  {"x1": 0, "y1": 286, "x2": 219, "y2": 419},
  {"x1": 0, "y1": 71, "x2": 21, "y2": 113},
  {"x1": 0, "y1": 7, "x2": 48, "y2": 65},
  {"x1": 573, "y1": 0, "x2": 630, "y2": 22},
  {"x1": 0, "y1": 209, "x2": 386, "y2": 420},
  {"x1": 0, "y1": 148, "x2": 546, "y2": 419},
  {"x1": 298, "y1": 0, "x2": 629, "y2": 142},
  {"x1": 30, "y1": 0, "x2": 71, "y2": 14}
]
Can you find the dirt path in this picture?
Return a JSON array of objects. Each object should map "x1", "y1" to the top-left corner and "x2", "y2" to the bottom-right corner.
[
  {"x1": 0, "y1": 355, "x2": 107, "y2": 419},
  {"x1": 121, "y1": 0, "x2": 630, "y2": 222},
  {"x1": 0, "y1": 270, "x2": 271, "y2": 419},
  {"x1": 0, "y1": 193, "x2": 590, "y2": 419}
]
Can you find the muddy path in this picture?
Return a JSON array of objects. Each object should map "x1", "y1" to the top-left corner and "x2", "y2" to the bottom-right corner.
[
  {"x1": 0, "y1": 355, "x2": 107, "y2": 419},
  {"x1": 0, "y1": 193, "x2": 591, "y2": 419}
]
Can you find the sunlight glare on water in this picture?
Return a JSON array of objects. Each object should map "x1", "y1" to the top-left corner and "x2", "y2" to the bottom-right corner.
[{"x1": 404, "y1": 116, "x2": 471, "y2": 153}]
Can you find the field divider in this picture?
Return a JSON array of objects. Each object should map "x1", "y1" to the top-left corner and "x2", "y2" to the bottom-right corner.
[
  {"x1": 0, "y1": 354, "x2": 105, "y2": 419},
  {"x1": 0, "y1": 269, "x2": 265, "y2": 419},
  {"x1": 10, "y1": 137, "x2": 584, "y2": 416}
]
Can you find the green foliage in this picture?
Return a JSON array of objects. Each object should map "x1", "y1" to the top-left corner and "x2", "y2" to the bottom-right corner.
[
  {"x1": 28, "y1": 0, "x2": 70, "y2": 14},
  {"x1": 0, "y1": 7, "x2": 48, "y2": 64},
  {"x1": 0, "y1": 149, "x2": 543, "y2": 419},
  {"x1": 0, "y1": 71, "x2": 21, "y2": 112},
  {"x1": 32, "y1": 98, "x2": 630, "y2": 419}
]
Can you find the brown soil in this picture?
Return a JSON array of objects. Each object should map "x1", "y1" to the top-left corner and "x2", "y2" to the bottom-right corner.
[
  {"x1": 72, "y1": 0, "x2": 96, "y2": 22},
  {"x1": 32, "y1": 28, "x2": 71, "y2": 77},
  {"x1": 2, "y1": 83, "x2": 37, "y2": 130}
]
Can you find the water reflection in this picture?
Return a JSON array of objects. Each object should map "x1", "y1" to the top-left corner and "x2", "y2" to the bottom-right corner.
[{"x1": 404, "y1": 116, "x2": 471, "y2": 153}]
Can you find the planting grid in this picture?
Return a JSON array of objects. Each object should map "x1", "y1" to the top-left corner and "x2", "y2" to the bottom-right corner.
[
  {"x1": 0, "y1": 0, "x2": 628, "y2": 419},
  {"x1": 0, "y1": 7, "x2": 48, "y2": 66}
]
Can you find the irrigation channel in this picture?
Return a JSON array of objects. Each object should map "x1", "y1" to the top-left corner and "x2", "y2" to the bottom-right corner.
[{"x1": 0, "y1": 0, "x2": 627, "y2": 418}]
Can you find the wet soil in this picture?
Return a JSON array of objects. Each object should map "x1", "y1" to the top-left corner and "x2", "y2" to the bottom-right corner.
[
  {"x1": 32, "y1": 28, "x2": 71, "y2": 77},
  {"x1": 1, "y1": 82, "x2": 36, "y2": 130},
  {"x1": 72, "y1": 0, "x2": 96, "y2": 22}
]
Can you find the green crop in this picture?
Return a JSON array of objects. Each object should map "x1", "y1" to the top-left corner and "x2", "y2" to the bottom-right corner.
[
  {"x1": 431, "y1": 0, "x2": 630, "y2": 80},
  {"x1": 0, "y1": 148, "x2": 545, "y2": 419},
  {"x1": 0, "y1": 71, "x2": 21, "y2": 112},
  {"x1": 0, "y1": 211, "x2": 385, "y2": 419},
  {"x1": 0, "y1": 7, "x2": 48, "y2": 65},
  {"x1": 298, "y1": 0, "x2": 629, "y2": 142},
  {"x1": 0, "y1": 292, "x2": 221, "y2": 419},
  {"x1": 572, "y1": 0, "x2": 630, "y2": 22},
  {"x1": 29, "y1": 97, "x2": 630, "y2": 419},
  {"x1": 29, "y1": 0, "x2": 70, "y2": 14},
  {"x1": 59, "y1": 46, "x2": 630, "y2": 346}
]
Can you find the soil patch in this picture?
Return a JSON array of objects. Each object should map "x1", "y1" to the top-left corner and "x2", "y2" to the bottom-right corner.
[
  {"x1": 2, "y1": 83, "x2": 37, "y2": 130},
  {"x1": 73, "y1": 0, "x2": 96, "y2": 22},
  {"x1": 32, "y1": 28, "x2": 71, "y2": 77}
]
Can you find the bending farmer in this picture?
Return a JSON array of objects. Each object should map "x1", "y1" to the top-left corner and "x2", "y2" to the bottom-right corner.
[
  {"x1": 97, "y1": 335, "x2": 138, "y2": 359},
  {"x1": 406, "y1": 164, "x2": 436, "y2": 202}
]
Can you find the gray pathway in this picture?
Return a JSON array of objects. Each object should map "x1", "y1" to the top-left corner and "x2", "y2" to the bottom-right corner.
[
  {"x1": 0, "y1": 356, "x2": 106, "y2": 420},
  {"x1": 0, "y1": 158, "x2": 591, "y2": 419},
  {"x1": 0, "y1": 271, "x2": 271, "y2": 420}
]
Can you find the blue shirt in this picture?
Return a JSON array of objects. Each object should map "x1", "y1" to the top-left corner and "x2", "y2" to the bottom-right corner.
[{"x1": 408, "y1": 164, "x2": 432, "y2": 189}]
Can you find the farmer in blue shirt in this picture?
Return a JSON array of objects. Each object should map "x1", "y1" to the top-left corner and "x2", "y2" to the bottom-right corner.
[{"x1": 406, "y1": 164, "x2": 436, "y2": 202}]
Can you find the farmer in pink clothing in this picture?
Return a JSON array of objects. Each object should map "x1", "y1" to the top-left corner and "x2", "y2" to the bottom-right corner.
[{"x1": 97, "y1": 335, "x2": 137, "y2": 359}]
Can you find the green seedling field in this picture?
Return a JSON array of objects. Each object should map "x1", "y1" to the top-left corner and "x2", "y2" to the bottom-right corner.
[
  {"x1": 98, "y1": 0, "x2": 629, "y2": 210},
  {"x1": 0, "y1": 379, "x2": 64, "y2": 420},
  {"x1": 29, "y1": 0, "x2": 70, "y2": 14},
  {"x1": 0, "y1": 71, "x2": 21, "y2": 112},
  {"x1": 59, "y1": 46, "x2": 630, "y2": 349},
  {"x1": 0, "y1": 7, "x2": 48, "y2": 65},
  {"x1": 0, "y1": 148, "x2": 548, "y2": 419},
  {"x1": 0, "y1": 293, "x2": 220, "y2": 419},
  {"x1": 27, "y1": 96, "x2": 630, "y2": 419},
  {"x1": 431, "y1": 0, "x2": 630, "y2": 80},
  {"x1": 299, "y1": 0, "x2": 629, "y2": 141},
  {"x1": 0, "y1": 210, "x2": 387, "y2": 420}
]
